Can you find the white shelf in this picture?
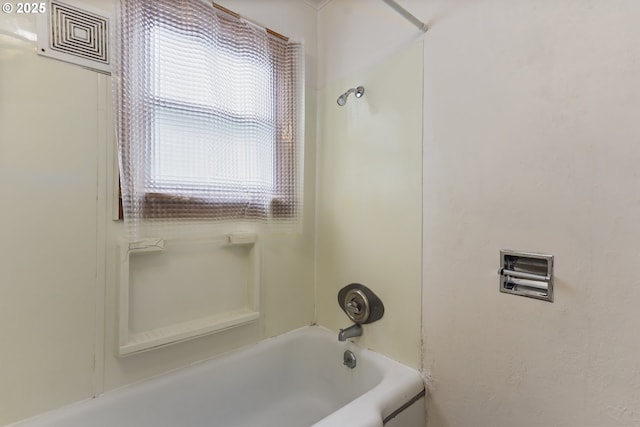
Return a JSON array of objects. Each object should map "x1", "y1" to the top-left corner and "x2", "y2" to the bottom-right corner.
[
  {"x1": 119, "y1": 309, "x2": 259, "y2": 356},
  {"x1": 117, "y1": 236, "x2": 260, "y2": 357}
]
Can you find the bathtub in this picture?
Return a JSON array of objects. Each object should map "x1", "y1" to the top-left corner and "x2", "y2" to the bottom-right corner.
[{"x1": 10, "y1": 326, "x2": 425, "y2": 427}]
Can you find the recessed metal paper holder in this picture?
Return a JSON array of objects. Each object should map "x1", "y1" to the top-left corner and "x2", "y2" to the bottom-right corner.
[{"x1": 498, "y1": 250, "x2": 554, "y2": 302}]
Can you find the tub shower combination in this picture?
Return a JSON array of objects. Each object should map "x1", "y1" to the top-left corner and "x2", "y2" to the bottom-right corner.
[{"x1": 11, "y1": 284, "x2": 424, "y2": 427}]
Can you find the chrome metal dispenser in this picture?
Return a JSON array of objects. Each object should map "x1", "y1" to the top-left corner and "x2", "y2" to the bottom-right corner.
[{"x1": 498, "y1": 250, "x2": 554, "y2": 302}]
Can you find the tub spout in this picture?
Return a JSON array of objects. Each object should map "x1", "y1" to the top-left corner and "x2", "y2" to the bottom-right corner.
[{"x1": 338, "y1": 324, "x2": 363, "y2": 341}]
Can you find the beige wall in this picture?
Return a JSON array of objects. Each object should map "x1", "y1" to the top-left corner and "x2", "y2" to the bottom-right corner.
[
  {"x1": 315, "y1": 42, "x2": 423, "y2": 369},
  {"x1": 0, "y1": 30, "x2": 99, "y2": 424},
  {"x1": 321, "y1": 0, "x2": 640, "y2": 425},
  {"x1": 0, "y1": 1, "x2": 317, "y2": 424}
]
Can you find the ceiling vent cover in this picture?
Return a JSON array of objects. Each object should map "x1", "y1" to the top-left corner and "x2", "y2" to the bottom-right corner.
[{"x1": 37, "y1": 0, "x2": 111, "y2": 74}]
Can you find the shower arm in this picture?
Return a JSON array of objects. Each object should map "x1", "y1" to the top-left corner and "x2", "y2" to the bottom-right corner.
[
  {"x1": 337, "y1": 86, "x2": 364, "y2": 106},
  {"x1": 380, "y1": 0, "x2": 428, "y2": 33}
]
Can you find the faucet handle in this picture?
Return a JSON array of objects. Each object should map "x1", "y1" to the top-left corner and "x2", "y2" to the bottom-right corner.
[{"x1": 345, "y1": 300, "x2": 361, "y2": 315}]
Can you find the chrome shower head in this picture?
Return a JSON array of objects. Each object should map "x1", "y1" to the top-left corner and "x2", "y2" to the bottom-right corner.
[{"x1": 336, "y1": 86, "x2": 365, "y2": 106}]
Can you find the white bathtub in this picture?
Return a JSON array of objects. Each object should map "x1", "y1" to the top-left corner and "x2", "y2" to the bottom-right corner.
[{"x1": 10, "y1": 326, "x2": 425, "y2": 427}]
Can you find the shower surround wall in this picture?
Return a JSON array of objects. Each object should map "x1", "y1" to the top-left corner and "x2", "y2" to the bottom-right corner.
[
  {"x1": 0, "y1": 1, "x2": 317, "y2": 424},
  {"x1": 320, "y1": 0, "x2": 640, "y2": 426},
  {"x1": 316, "y1": 42, "x2": 423, "y2": 369}
]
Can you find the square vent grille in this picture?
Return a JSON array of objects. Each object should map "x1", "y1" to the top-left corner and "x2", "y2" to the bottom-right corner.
[{"x1": 37, "y1": 0, "x2": 111, "y2": 74}]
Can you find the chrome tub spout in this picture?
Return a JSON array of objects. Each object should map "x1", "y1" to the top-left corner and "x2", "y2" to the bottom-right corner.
[{"x1": 338, "y1": 324, "x2": 363, "y2": 341}]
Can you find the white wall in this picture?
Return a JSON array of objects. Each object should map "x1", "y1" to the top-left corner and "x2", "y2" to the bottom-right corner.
[
  {"x1": 320, "y1": 0, "x2": 640, "y2": 425},
  {"x1": 0, "y1": 1, "x2": 317, "y2": 424},
  {"x1": 423, "y1": 1, "x2": 640, "y2": 425}
]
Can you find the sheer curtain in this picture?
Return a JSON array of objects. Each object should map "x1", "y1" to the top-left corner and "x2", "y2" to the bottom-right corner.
[{"x1": 115, "y1": 0, "x2": 304, "y2": 241}]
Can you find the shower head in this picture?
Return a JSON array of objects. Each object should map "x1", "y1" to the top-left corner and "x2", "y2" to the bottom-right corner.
[{"x1": 337, "y1": 86, "x2": 365, "y2": 106}]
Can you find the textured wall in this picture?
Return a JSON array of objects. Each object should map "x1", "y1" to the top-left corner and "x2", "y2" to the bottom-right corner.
[{"x1": 422, "y1": 1, "x2": 640, "y2": 425}]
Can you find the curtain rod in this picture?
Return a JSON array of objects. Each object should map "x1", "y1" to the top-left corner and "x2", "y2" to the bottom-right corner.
[
  {"x1": 211, "y1": 1, "x2": 426, "y2": 39},
  {"x1": 381, "y1": 0, "x2": 428, "y2": 33},
  {"x1": 211, "y1": 2, "x2": 289, "y2": 41}
]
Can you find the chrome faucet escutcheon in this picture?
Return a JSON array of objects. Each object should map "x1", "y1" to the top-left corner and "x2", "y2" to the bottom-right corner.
[{"x1": 337, "y1": 283, "x2": 384, "y2": 341}]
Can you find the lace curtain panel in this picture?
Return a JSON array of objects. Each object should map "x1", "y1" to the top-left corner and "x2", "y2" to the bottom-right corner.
[{"x1": 115, "y1": 0, "x2": 305, "y2": 241}]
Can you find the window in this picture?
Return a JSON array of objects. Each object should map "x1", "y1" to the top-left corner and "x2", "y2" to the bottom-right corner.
[{"x1": 116, "y1": 0, "x2": 304, "y2": 238}]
